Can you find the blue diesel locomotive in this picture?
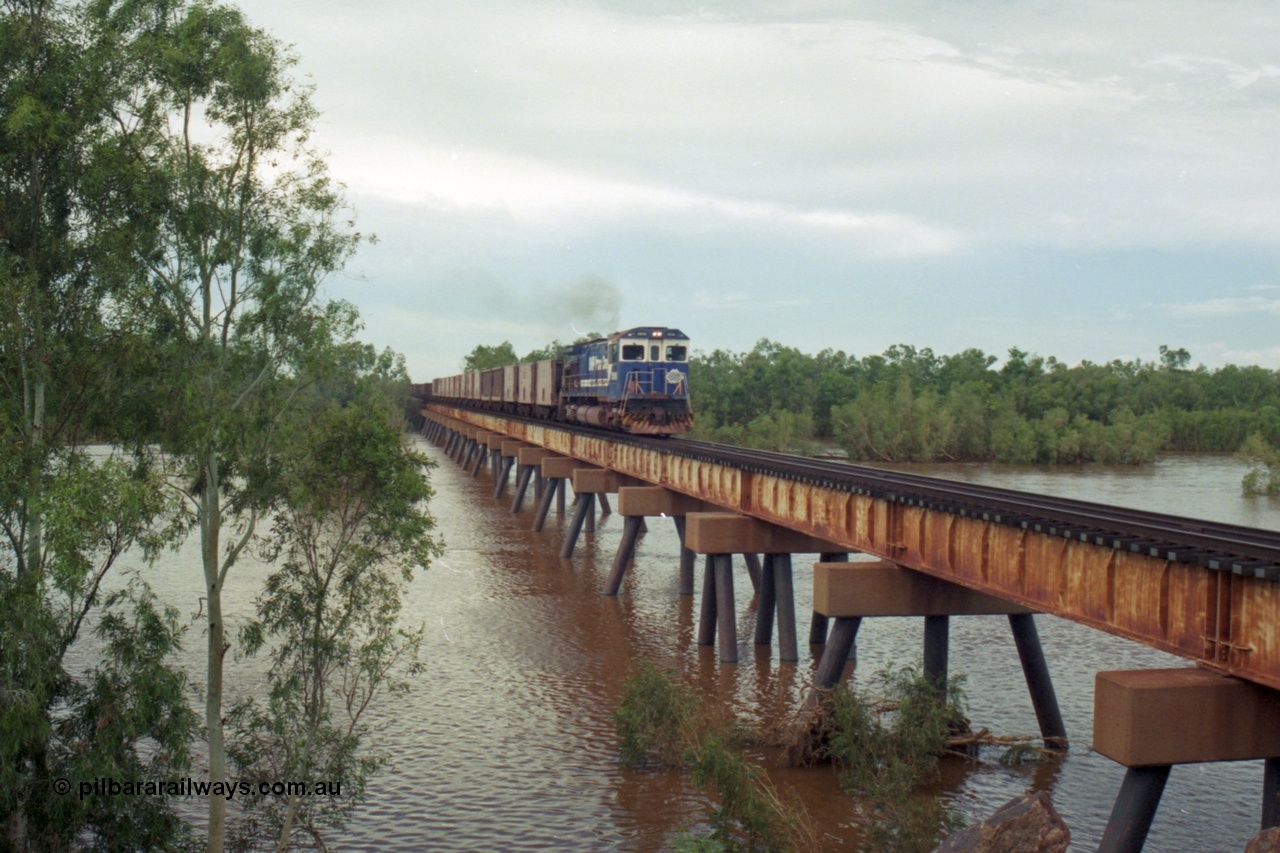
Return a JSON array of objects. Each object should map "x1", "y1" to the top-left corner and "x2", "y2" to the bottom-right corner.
[{"x1": 430, "y1": 326, "x2": 693, "y2": 436}]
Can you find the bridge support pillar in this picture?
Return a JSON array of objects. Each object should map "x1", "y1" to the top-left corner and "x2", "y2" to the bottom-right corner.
[
  {"x1": 743, "y1": 553, "x2": 762, "y2": 594},
  {"x1": 469, "y1": 431, "x2": 494, "y2": 477},
  {"x1": 511, "y1": 448, "x2": 553, "y2": 514},
  {"x1": 557, "y1": 479, "x2": 567, "y2": 515},
  {"x1": 1265, "y1": 757, "x2": 1280, "y2": 830},
  {"x1": 697, "y1": 555, "x2": 716, "y2": 647},
  {"x1": 530, "y1": 456, "x2": 573, "y2": 532},
  {"x1": 808, "y1": 561, "x2": 1046, "y2": 723},
  {"x1": 923, "y1": 614, "x2": 949, "y2": 693},
  {"x1": 685, "y1": 514, "x2": 842, "y2": 664},
  {"x1": 810, "y1": 553, "x2": 851, "y2": 651},
  {"x1": 510, "y1": 465, "x2": 534, "y2": 513},
  {"x1": 1098, "y1": 766, "x2": 1171, "y2": 853},
  {"x1": 691, "y1": 553, "x2": 759, "y2": 662},
  {"x1": 560, "y1": 494, "x2": 596, "y2": 558},
  {"x1": 1009, "y1": 613, "x2": 1067, "y2": 749},
  {"x1": 714, "y1": 554, "x2": 737, "y2": 662},
  {"x1": 752, "y1": 555, "x2": 799, "y2": 662},
  {"x1": 674, "y1": 517, "x2": 695, "y2": 595},
  {"x1": 1094, "y1": 668, "x2": 1280, "y2": 852},
  {"x1": 495, "y1": 440, "x2": 527, "y2": 499},
  {"x1": 809, "y1": 617, "x2": 862, "y2": 700},
  {"x1": 605, "y1": 487, "x2": 717, "y2": 594},
  {"x1": 493, "y1": 456, "x2": 514, "y2": 498},
  {"x1": 605, "y1": 516, "x2": 645, "y2": 596}
]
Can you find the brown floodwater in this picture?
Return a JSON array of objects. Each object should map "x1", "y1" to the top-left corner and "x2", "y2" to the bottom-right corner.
[{"x1": 98, "y1": 444, "x2": 1280, "y2": 851}]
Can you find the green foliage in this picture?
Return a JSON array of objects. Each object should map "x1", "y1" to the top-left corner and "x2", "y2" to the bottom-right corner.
[
  {"x1": 616, "y1": 660, "x2": 702, "y2": 769},
  {"x1": 690, "y1": 339, "x2": 1280, "y2": 464},
  {"x1": 825, "y1": 667, "x2": 968, "y2": 853},
  {"x1": 462, "y1": 341, "x2": 519, "y2": 372},
  {"x1": 59, "y1": 582, "x2": 201, "y2": 852},
  {"x1": 0, "y1": 446, "x2": 194, "y2": 850},
  {"x1": 229, "y1": 387, "x2": 440, "y2": 851},
  {"x1": 1240, "y1": 432, "x2": 1280, "y2": 496},
  {"x1": 615, "y1": 661, "x2": 817, "y2": 853},
  {"x1": 3, "y1": 0, "x2": 398, "y2": 849}
]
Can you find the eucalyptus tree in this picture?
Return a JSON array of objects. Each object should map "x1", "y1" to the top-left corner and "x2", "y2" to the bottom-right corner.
[
  {"x1": 229, "y1": 356, "x2": 439, "y2": 851},
  {"x1": 1, "y1": 0, "x2": 199, "y2": 847},
  {"x1": 106, "y1": 3, "x2": 367, "y2": 849}
]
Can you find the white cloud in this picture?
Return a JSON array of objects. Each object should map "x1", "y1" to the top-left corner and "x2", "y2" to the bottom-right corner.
[
  {"x1": 231, "y1": 0, "x2": 1280, "y2": 374},
  {"x1": 331, "y1": 137, "x2": 961, "y2": 257},
  {"x1": 1166, "y1": 296, "x2": 1280, "y2": 318}
]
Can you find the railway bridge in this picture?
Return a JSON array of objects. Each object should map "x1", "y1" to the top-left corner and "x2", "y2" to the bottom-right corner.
[{"x1": 421, "y1": 403, "x2": 1280, "y2": 852}]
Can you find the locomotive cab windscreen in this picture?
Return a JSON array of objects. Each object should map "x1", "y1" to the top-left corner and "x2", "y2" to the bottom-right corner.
[{"x1": 611, "y1": 329, "x2": 690, "y2": 364}]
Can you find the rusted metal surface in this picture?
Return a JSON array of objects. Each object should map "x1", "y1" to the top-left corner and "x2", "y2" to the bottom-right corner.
[{"x1": 425, "y1": 407, "x2": 1280, "y2": 690}]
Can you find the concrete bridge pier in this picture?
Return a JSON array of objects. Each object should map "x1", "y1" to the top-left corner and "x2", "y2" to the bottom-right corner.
[
  {"x1": 809, "y1": 552, "x2": 852, "y2": 651},
  {"x1": 806, "y1": 561, "x2": 1065, "y2": 749},
  {"x1": 469, "y1": 431, "x2": 495, "y2": 477},
  {"x1": 510, "y1": 447, "x2": 552, "y2": 514},
  {"x1": 453, "y1": 422, "x2": 473, "y2": 461},
  {"x1": 685, "y1": 513, "x2": 844, "y2": 664},
  {"x1": 531, "y1": 456, "x2": 576, "y2": 532},
  {"x1": 560, "y1": 468, "x2": 641, "y2": 557},
  {"x1": 494, "y1": 440, "x2": 525, "y2": 499},
  {"x1": 463, "y1": 430, "x2": 481, "y2": 466},
  {"x1": 484, "y1": 433, "x2": 505, "y2": 480},
  {"x1": 1093, "y1": 668, "x2": 1280, "y2": 852},
  {"x1": 606, "y1": 488, "x2": 719, "y2": 596},
  {"x1": 803, "y1": 550, "x2": 844, "y2": 637}
]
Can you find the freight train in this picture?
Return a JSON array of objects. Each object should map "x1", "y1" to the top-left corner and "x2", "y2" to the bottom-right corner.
[{"x1": 426, "y1": 326, "x2": 693, "y2": 435}]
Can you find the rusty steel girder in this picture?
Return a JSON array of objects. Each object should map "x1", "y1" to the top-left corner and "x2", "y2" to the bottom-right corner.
[{"x1": 428, "y1": 407, "x2": 1280, "y2": 691}]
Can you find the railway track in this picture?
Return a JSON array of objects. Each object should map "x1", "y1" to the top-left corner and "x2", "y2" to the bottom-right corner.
[
  {"x1": 429, "y1": 405, "x2": 1280, "y2": 581},
  {"x1": 658, "y1": 438, "x2": 1280, "y2": 579}
]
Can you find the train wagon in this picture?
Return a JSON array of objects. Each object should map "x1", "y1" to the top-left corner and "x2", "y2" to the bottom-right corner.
[{"x1": 427, "y1": 326, "x2": 692, "y2": 435}]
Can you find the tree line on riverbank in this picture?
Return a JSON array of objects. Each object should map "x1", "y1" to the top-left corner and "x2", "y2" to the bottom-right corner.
[
  {"x1": 2, "y1": 3, "x2": 436, "y2": 851},
  {"x1": 689, "y1": 340, "x2": 1280, "y2": 468}
]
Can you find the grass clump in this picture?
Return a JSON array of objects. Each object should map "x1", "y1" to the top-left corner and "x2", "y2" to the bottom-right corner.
[
  {"x1": 824, "y1": 666, "x2": 969, "y2": 853},
  {"x1": 616, "y1": 659, "x2": 705, "y2": 769},
  {"x1": 615, "y1": 660, "x2": 817, "y2": 853}
]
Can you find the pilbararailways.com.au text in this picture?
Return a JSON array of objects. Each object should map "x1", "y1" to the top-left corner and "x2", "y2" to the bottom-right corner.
[{"x1": 54, "y1": 777, "x2": 343, "y2": 802}]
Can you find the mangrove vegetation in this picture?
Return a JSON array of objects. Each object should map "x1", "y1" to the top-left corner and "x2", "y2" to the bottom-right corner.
[{"x1": 688, "y1": 340, "x2": 1280, "y2": 466}]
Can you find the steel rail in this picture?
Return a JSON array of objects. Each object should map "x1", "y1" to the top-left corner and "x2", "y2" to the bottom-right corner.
[{"x1": 655, "y1": 437, "x2": 1280, "y2": 578}]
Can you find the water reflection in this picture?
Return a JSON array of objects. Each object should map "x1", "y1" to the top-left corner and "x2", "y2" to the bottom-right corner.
[{"x1": 117, "y1": 443, "x2": 1276, "y2": 850}]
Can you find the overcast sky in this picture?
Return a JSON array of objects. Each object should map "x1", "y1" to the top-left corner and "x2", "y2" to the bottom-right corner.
[{"x1": 231, "y1": 1, "x2": 1280, "y2": 381}]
